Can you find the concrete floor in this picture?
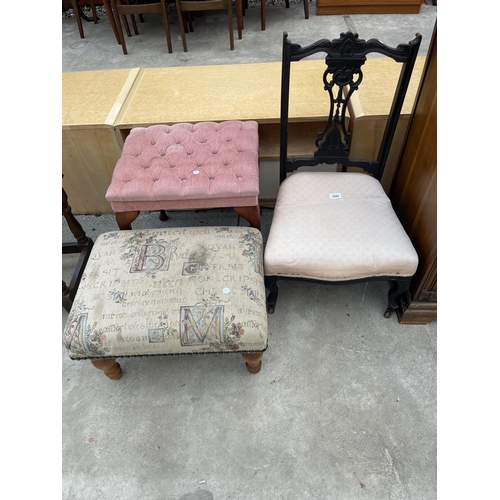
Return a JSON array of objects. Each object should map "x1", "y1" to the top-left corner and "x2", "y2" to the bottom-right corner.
[
  {"x1": 62, "y1": 2, "x2": 437, "y2": 71},
  {"x1": 62, "y1": 3, "x2": 438, "y2": 499}
]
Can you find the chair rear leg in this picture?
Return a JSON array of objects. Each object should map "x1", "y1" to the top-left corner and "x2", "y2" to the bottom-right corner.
[
  {"x1": 130, "y1": 14, "x2": 139, "y2": 35},
  {"x1": 265, "y1": 276, "x2": 278, "y2": 314},
  {"x1": 115, "y1": 14, "x2": 128, "y2": 54},
  {"x1": 63, "y1": 281, "x2": 72, "y2": 313},
  {"x1": 71, "y1": 0, "x2": 85, "y2": 38},
  {"x1": 227, "y1": 5, "x2": 234, "y2": 50},
  {"x1": 176, "y1": 3, "x2": 188, "y2": 52},
  {"x1": 159, "y1": 210, "x2": 169, "y2": 221},
  {"x1": 385, "y1": 277, "x2": 412, "y2": 318},
  {"x1": 122, "y1": 15, "x2": 133, "y2": 37},
  {"x1": 90, "y1": 0, "x2": 98, "y2": 23},
  {"x1": 160, "y1": 6, "x2": 173, "y2": 53},
  {"x1": 236, "y1": 0, "x2": 243, "y2": 39},
  {"x1": 304, "y1": 0, "x2": 309, "y2": 19}
]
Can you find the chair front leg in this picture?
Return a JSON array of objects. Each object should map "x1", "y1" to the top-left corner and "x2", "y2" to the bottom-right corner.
[
  {"x1": 265, "y1": 276, "x2": 278, "y2": 314},
  {"x1": 385, "y1": 277, "x2": 412, "y2": 318}
]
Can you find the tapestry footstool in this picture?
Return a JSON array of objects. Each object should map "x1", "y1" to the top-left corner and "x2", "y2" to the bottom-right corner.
[{"x1": 63, "y1": 226, "x2": 268, "y2": 379}]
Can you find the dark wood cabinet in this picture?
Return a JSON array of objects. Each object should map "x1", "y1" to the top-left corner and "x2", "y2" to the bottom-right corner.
[
  {"x1": 315, "y1": 0, "x2": 421, "y2": 16},
  {"x1": 390, "y1": 23, "x2": 437, "y2": 325}
]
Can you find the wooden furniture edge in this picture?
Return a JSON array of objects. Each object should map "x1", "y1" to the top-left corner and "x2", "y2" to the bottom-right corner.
[
  {"x1": 105, "y1": 67, "x2": 142, "y2": 127},
  {"x1": 397, "y1": 301, "x2": 437, "y2": 324},
  {"x1": 316, "y1": 4, "x2": 421, "y2": 16}
]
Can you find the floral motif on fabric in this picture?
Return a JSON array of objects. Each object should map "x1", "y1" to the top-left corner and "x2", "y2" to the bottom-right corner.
[
  {"x1": 149, "y1": 314, "x2": 178, "y2": 343},
  {"x1": 177, "y1": 292, "x2": 264, "y2": 353},
  {"x1": 63, "y1": 303, "x2": 111, "y2": 357},
  {"x1": 241, "y1": 284, "x2": 261, "y2": 304},
  {"x1": 240, "y1": 229, "x2": 264, "y2": 276}
]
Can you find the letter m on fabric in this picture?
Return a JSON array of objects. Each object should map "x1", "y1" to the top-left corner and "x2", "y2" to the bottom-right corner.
[{"x1": 180, "y1": 305, "x2": 224, "y2": 346}]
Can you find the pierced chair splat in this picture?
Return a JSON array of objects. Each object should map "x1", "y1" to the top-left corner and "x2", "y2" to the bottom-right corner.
[
  {"x1": 105, "y1": 120, "x2": 261, "y2": 231},
  {"x1": 263, "y1": 31, "x2": 422, "y2": 318}
]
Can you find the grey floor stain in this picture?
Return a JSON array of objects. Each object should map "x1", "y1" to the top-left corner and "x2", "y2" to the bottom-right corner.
[{"x1": 179, "y1": 491, "x2": 214, "y2": 500}]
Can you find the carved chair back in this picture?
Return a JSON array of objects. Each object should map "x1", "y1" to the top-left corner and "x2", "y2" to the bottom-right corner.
[{"x1": 279, "y1": 31, "x2": 422, "y2": 184}]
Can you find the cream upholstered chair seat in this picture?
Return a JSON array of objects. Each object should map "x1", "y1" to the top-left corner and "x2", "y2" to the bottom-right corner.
[
  {"x1": 63, "y1": 226, "x2": 268, "y2": 379},
  {"x1": 264, "y1": 172, "x2": 418, "y2": 281}
]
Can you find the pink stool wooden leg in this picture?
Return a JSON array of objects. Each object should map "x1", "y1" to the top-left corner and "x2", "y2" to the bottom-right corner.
[
  {"x1": 115, "y1": 211, "x2": 140, "y2": 230},
  {"x1": 235, "y1": 204, "x2": 261, "y2": 230}
]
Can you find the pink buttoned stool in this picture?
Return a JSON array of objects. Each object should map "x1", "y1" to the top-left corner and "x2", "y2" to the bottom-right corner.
[{"x1": 106, "y1": 121, "x2": 261, "y2": 230}]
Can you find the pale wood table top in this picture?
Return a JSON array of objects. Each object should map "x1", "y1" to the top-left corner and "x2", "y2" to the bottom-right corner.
[
  {"x1": 349, "y1": 56, "x2": 426, "y2": 119},
  {"x1": 115, "y1": 61, "x2": 332, "y2": 128},
  {"x1": 62, "y1": 68, "x2": 140, "y2": 128},
  {"x1": 62, "y1": 57, "x2": 426, "y2": 130}
]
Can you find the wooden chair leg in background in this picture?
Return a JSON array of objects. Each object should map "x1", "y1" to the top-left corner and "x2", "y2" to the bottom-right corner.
[
  {"x1": 70, "y1": 0, "x2": 85, "y2": 38},
  {"x1": 62, "y1": 183, "x2": 93, "y2": 311},
  {"x1": 62, "y1": 281, "x2": 73, "y2": 313}
]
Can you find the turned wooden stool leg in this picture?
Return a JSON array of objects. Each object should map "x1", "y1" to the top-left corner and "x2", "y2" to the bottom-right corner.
[
  {"x1": 234, "y1": 203, "x2": 261, "y2": 230},
  {"x1": 91, "y1": 358, "x2": 123, "y2": 380},
  {"x1": 115, "y1": 211, "x2": 140, "y2": 230},
  {"x1": 242, "y1": 352, "x2": 263, "y2": 374}
]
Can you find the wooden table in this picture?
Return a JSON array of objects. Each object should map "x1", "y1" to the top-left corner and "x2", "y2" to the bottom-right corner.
[
  {"x1": 62, "y1": 58, "x2": 423, "y2": 214},
  {"x1": 316, "y1": 0, "x2": 421, "y2": 16},
  {"x1": 347, "y1": 56, "x2": 426, "y2": 192},
  {"x1": 62, "y1": 68, "x2": 140, "y2": 214}
]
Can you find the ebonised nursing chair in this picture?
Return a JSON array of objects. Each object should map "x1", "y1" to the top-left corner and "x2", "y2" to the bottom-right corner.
[{"x1": 263, "y1": 31, "x2": 422, "y2": 318}]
